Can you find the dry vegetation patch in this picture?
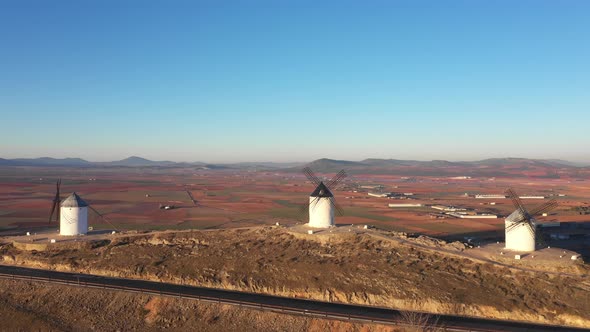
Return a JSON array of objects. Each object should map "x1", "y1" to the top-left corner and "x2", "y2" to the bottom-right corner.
[
  {"x1": 1, "y1": 227, "x2": 589, "y2": 328},
  {"x1": 0, "y1": 279, "x2": 396, "y2": 331}
]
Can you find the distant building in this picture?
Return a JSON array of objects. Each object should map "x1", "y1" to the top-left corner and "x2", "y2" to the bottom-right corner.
[
  {"x1": 368, "y1": 192, "x2": 390, "y2": 198},
  {"x1": 389, "y1": 203, "x2": 423, "y2": 208},
  {"x1": 475, "y1": 194, "x2": 545, "y2": 199},
  {"x1": 475, "y1": 194, "x2": 506, "y2": 199},
  {"x1": 431, "y1": 205, "x2": 466, "y2": 212},
  {"x1": 447, "y1": 212, "x2": 498, "y2": 219},
  {"x1": 361, "y1": 185, "x2": 384, "y2": 190}
]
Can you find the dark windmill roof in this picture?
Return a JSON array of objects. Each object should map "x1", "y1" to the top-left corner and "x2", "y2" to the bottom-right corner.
[
  {"x1": 310, "y1": 182, "x2": 333, "y2": 198},
  {"x1": 60, "y1": 192, "x2": 89, "y2": 208}
]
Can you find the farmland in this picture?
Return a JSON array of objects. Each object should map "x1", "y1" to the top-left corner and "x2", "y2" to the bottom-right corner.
[{"x1": 0, "y1": 165, "x2": 589, "y2": 242}]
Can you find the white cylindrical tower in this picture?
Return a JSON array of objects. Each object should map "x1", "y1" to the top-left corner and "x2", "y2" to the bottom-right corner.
[
  {"x1": 308, "y1": 183, "x2": 334, "y2": 228},
  {"x1": 60, "y1": 192, "x2": 89, "y2": 236},
  {"x1": 504, "y1": 210, "x2": 535, "y2": 252}
]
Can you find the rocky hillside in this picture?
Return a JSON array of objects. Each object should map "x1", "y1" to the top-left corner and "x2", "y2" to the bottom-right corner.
[{"x1": 1, "y1": 227, "x2": 589, "y2": 328}]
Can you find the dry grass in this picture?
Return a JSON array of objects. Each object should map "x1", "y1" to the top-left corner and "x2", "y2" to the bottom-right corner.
[
  {"x1": 0, "y1": 279, "x2": 398, "y2": 331},
  {"x1": 1, "y1": 227, "x2": 589, "y2": 328}
]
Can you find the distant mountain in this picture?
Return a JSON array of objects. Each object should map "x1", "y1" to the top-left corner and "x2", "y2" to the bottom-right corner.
[
  {"x1": 543, "y1": 159, "x2": 589, "y2": 168},
  {"x1": 0, "y1": 156, "x2": 587, "y2": 178},
  {"x1": 295, "y1": 157, "x2": 589, "y2": 178},
  {"x1": 361, "y1": 158, "x2": 420, "y2": 167},
  {"x1": 3, "y1": 157, "x2": 91, "y2": 167},
  {"x1": 303, "y1": 158, "x2": 364, "y2": 172},
  {"x1": 0, "y1": 158, "x2": 16, "y2": 166},
  {"x1": 225, "y1": 161, "x2": 304, "y2": 169},
  {"x1": 360, "y1": 159, "x2": 468, "y2": 168},
  {"x1": 101, "y1": 156, "x2": 178, "y2": 167}
]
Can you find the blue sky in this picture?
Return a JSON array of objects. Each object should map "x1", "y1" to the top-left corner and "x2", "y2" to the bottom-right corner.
[{"x1": 1, "y1": 1, "x2": 589, "y2": 163}]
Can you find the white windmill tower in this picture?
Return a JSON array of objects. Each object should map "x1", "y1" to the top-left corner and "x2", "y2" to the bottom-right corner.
[
  {"x1": 301, "y1": 168, "x2": 347, "y2": 228},
  {"x1": 60, "y1": 192, "x2": 89, "y2": 236},
  {"x1": 504, "y1": 188, "x2": 557, "y2": 252}
]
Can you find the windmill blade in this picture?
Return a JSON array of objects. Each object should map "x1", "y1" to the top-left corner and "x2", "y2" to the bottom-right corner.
[
  {"x1": 535, "y1": 227, "x2": 547, "y2": 249},
  {"x1": 88, "y1": 204, "x2": 120, "y2": 231},
  {"x1": 524, "y1": 220, "x2": 536, "y2": 238},
  {"x1": 298, "y1": 203, "x2": 310, "y2": 221},
  {"x1": 48, "y1": 179, "x2": 62, "y2": 224},
  {"x1": 302, "y1": 167, "x2": 321, "y2": 186},
  {"x1": 56, "y1": 179, "x2": 61, "y2": 223},
  {"x1": 308, "y1": 196, "x2": 321, "y2": 210},
  {"x1": 505, "y1": 188, "x2": 529, "y2": 220},
  {"x1": 507, "y1": 211, "x2": 528, "y2": 227},
  {"x1": 185, "y1": 189, "x2": 198, "y2": 206},
  {"x1": 48, "y1": 197, "x2": 58, "y2": 224},
  {"x1": 329, "y1": 197, "x2": 345, "y2": 216},
  {"x1": 506, "y1": 219, "x2": 526, "y2": 233},
  {"x1": 325, "y1": 170, "x2": 347, "y2": 190},
  {"x1": 528, "y1": 199, "x2": 558, "y2": 217},
  {"x1": 298, "y1": 197, "x2": 319, "y2": 221}
]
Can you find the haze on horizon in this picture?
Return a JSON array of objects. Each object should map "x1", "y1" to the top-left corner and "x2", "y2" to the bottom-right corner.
[{"x1": 1, "y1": 1, "x2": 589, "y2": 163}]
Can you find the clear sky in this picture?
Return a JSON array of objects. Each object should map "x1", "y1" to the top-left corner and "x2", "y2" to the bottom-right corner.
[{"x1": 1, "y1": 1, "x2": 589, "y2": 163}]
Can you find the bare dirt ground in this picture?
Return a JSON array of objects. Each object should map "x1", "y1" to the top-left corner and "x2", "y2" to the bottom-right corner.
[
  {"x1": 1, "y1": 226, "x2": 589, "y2": 328},
  {"x1": 0, "y1": 279, "x2": 398, "y2": 332}
]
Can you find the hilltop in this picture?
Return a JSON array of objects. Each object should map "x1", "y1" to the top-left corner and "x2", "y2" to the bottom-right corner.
[{"x1": 1, "y1": 227, "x2": 588, "y2": 328}]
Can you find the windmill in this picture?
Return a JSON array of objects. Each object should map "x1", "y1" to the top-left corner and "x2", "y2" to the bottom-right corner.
[
  {"x1": 300, "y1": 167, "x2": 347, "y2": 228},
  {"x1": 504, "y1": 188, "x2": 558, "y2": 252},
  {"x1": 47, "y1": 179, "x2": 119, "y2": 235}
]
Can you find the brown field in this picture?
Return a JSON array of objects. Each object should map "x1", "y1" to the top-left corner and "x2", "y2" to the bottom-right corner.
[
  {"x1": 1, "y1": 166, "x2": 589, "y2": 328},
  {"x1": 1, "y1": 166, "x2": 589, "y2": 243}
]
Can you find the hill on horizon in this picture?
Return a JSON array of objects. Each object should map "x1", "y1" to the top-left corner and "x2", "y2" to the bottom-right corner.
[
  {"x1": 296, "y1": 157, "x2": 590, "y2": 178},
  {"x1": 0, "y1": 156, "x2": 588, "y2": 178}
]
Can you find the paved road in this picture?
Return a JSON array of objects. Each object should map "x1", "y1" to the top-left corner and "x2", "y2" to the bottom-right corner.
[{"x1": 0, "y1": 265, "x2": 588, "y2": 332}]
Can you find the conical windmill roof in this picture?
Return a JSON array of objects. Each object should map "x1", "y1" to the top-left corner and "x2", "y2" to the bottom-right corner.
[
  {"x1": 61, "y1": 192, "x2": 88, "y2": 208},
  {"x1": 310, "y1": 182, "x2": 333, "y2": 198},
  {"x1": 506, "y1": 209, "x2": 535, "y2": 223}
]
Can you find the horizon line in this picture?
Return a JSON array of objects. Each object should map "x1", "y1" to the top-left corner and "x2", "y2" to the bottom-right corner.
[{"x1": 1, "y1": 155, "x2": 589, "y2": 166}]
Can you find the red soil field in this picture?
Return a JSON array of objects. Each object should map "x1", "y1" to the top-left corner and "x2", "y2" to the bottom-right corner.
[{"x1": 1, "y1": 167, "x2": 589, "y2": 245}]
